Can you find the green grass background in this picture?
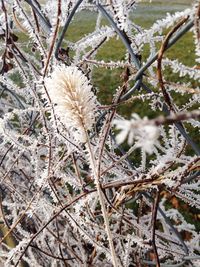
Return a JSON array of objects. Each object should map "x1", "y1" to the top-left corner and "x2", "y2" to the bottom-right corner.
[{"x1": 65, "y1": 0, "x2": 196, "y2": 113}]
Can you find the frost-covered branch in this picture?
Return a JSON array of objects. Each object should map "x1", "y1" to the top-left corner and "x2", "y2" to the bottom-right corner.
[{"x1": 0, "y1": 0, "x2": 199, "y2": 266}]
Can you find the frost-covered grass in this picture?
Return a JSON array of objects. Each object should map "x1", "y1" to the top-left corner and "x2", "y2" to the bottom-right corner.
[{"x1": 1, "y1": 1, "x2": 200, "y2": 266}]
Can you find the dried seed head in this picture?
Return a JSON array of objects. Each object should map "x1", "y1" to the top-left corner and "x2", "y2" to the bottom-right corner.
[{"x1": 46, "y1": 65, "x2": 97, "y2": 139}]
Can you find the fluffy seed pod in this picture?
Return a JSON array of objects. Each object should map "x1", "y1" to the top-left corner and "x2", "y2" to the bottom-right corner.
[{"x1": 46, "y1": 65, "x2": 97, "y2": 140}]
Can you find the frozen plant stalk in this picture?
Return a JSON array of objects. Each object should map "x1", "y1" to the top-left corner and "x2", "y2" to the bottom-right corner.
[{"x1": 46, "y1": 65, "x2": 118, "y2": 267}]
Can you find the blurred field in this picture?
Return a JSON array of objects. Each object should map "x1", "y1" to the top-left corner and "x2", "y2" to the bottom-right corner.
[{"x1": 65, "y1": 1, "x2": 197, "y2": 116}]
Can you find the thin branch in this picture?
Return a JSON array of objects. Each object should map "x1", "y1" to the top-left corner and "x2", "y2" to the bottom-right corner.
[
  {"x1": 151, "y1": 189, "x2": 161, "y2": 267},
  {"x1": 157, "y1": 17, "x2": 189, "y2": 111}
]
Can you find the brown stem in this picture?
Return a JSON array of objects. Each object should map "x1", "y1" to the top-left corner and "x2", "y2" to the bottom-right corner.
[
  {"x1": 43, "y1": 0, "x2": 61, "y2": 77},
  {"x1": 151, "y1": 190, "x2": 161, "y2": 267},
  {"x1": 157, "y1": 17, "x2": 189, "y2": 111}
]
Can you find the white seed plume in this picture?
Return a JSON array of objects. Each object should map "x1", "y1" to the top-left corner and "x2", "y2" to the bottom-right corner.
[
  {"x1": 113, "y1": 113, "x2": 160, "y2": 155},
  {"x1": 46, "y1": 65, "x2": 97, "y2": 139}
]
